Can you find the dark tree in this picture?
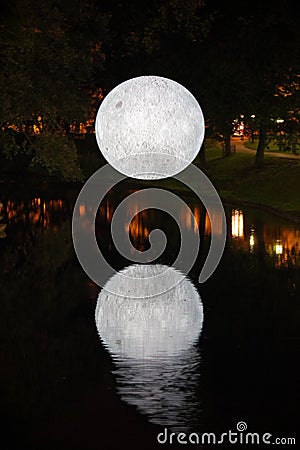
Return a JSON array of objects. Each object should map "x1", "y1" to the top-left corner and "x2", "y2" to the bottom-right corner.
[
  {"x1": 205, "y1": 0, "x2": 300, "y2": 166},
  {"x1": 0, "y1": 0, "x2": 108, "y2": 180}
]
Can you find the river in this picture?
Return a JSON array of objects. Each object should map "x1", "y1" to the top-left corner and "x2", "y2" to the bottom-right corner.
[{"x1": 0, "y1": 181, "x2": 299, "y2": 449}]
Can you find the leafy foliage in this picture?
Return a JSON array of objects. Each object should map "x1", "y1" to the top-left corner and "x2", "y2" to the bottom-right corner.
[
  {"x1": 31, "y1": 132, "x2": 83, "y2": 181},
  {"x1": 0, "y1": 0, "x2": 299, "y2": 176},
  {"x1": 0, "y1": 0, "x2": 108, "y2": 179}
]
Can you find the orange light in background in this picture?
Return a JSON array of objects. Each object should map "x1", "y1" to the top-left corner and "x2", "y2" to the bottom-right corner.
[
  {"x1": 106, "y1": 201, "x2": 113, "y2": 222},
  {"x1": 249, "y1": 226, "x2": 255, "y2": 253},
  {"x1": 33, "y1": 116, "x2": 43, "y2": 134},
  {"x1": 7, "y1": 200, "x2": 18, "y2": 220},
  {"x1": 69, "y1": 123, "x2": 77, "y2": 133},
  {"x1": 29, "y1": 211, "x2": 41, "y2": 224},
  {"x1": 128, "y1": 211, "x2": 150, "y2": 252},
  {"x1": 231, "y1": 209, "x2": 244, "y2": 238},
  {"x1": 49, "y1": 199, "x2": 64, "y2": 210},
  {"x1": 92, "y1": 87, "x2": 103, "y2": 102},
  {"x1": 179, "y1": 208, "x2": 192, "y2": 230},
  {"x1": 79, "y1": 205, "x2": 86, "y2": 217},
  {"x1": 99, "y1": 205, "x2": 105, "y2": 216},
  {"x1": 129, "y1": 214, "x2": 149, "y2": 240},
  {"x1": 193, "y1": 206, "x2": 200, "y2": 233},
  {"x1": 275, "y1": 240, "x2": 283, "y2": 255},
  {"x1": 186, "y1": 210, "x2": 192, "y2": 229},
  {"x1": 204, "y1": 210, "x2": 224, "y2": 236},
  {"x1": 5, "y1": 124, "x2": 19, "y2": 132},
  {"x1": 4, "y1": 197, "x2": 65, "y2": 231},
  {"x1": 204, "y1": 212, "x2": 211, "y2": 235},
  {"x1": 79, "y1": 119, "x2": 95, "y2": 134},
  {"x1": 263, "y1": 225, "x2": 300, "y2": 268}
]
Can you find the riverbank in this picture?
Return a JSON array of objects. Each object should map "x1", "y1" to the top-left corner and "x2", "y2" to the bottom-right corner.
[
  {"x1": 243, "y1": 139, "x2": 299, "y2": 156},
  {"x1": 204, "y1": 143, "x2": 300, "y2": 221},
  {"x1": 138, "y1": 139, "x2": 300, "y2": 222},
  {"x1": 1, "y1": 138, "x2": 299, "y2": 222}
]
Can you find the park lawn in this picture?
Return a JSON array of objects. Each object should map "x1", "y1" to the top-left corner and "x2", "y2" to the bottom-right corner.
[
  {"x1": 78, "y1": 136, "x2": 300, "y2": 217},
  {"x1": 203, "y1": 138, "x2": 224, "y2": 161},
  {"x1": 205, "y1": 150, "x2": 300, "y2": 215},
  {"x1": 244, "y1": 140, "x2": 277, "y2": 152},
  {"x1": 244, "y1": 139, "x2": 299, "y2": 155}
]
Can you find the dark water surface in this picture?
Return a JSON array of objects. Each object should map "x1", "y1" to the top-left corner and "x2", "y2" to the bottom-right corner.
[{"x1": 0, "y1": 180, "x2": 299, "y2": 449}]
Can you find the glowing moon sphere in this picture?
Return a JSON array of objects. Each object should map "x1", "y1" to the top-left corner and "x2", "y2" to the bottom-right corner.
[
  {"x1": 95, "y1": 264, "x2": 203, "y2": 359},
  {"x1": 95, "y1": 76, "x2": 205, "y2": 179}
]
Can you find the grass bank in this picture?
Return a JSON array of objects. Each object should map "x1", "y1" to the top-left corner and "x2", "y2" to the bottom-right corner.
[
  {"x1": 244, "y1": 138, "x2": 299, "y2": 155},
  {"x1": 125, "y1": 138, "x2": 300, "y2": 219},
  {"x1": 204, "y1": 142, "x2": 300, "y2": 218}
]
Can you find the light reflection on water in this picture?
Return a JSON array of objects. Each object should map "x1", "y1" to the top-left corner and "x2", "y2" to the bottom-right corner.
[
  {"x1": 1, "y1": 195, "x2": 300, "y2": 270},
  {"x1": 95, "y1": 264, "x2": 203, "y2": 431},
  {"x1": 95, "y1": 199, "x2": 300, "y2": 269},
  {"x1": 111, "y1": 349, "x2": 201, "y2": 431},
  {"x1": 230, "y1": 208, "x2": 300, "y2": 269},
  {"x1": 1, "y1": 189, "x2": 300, "y2": 436}
]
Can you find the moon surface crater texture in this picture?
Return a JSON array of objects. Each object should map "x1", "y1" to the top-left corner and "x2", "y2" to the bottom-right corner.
[
  {"x1": 95, "y1": 76, "x2": 205, "y2": 179},
  {"x1": 95, "y1": 264, "x2": 203, "y2": 359}
]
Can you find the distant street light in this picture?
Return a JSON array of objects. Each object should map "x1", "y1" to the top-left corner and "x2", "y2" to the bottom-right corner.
[{"x1": 275, "y1": 240, "x2": 283, "y2": 255}]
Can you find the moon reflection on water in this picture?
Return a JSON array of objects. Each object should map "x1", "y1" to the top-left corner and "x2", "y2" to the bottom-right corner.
[{"x1": 95, "y1": 264, "x2": 204, "y2": 430}]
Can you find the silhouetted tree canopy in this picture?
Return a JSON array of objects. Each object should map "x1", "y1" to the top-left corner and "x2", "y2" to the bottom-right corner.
[
  {"x1": 0, "y1": 0, "x2": 299, "y2": 177},
  {"x1": 0, "y1": 0, "x2": 108, "y2": 179}
]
